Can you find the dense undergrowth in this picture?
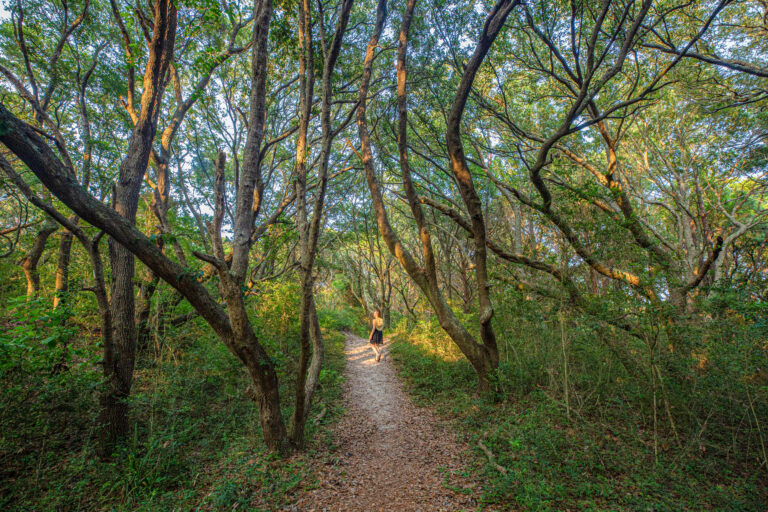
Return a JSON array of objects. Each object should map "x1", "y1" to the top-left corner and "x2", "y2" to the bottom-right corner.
[
  {"x1": 0, "y1": 282, "x2": 354, "y2": 511},
  {"x1": 2, "y1": 264, "x2": 766, "y2": 512},
  {"x1": 387, "y1": 295, "x2": 768, "y2": 511}
]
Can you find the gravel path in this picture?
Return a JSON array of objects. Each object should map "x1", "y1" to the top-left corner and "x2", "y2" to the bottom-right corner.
[{"x1": 289, "y1": 333, "x2": 479, "y2": 511}]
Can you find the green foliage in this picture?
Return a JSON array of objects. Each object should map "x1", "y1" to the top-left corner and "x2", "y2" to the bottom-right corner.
[
  {"x1": 318, "y1": 305, "x2": 366, "y2": 336},
  {"x1": 389, "y1": 330, "x2": 767, "y2": 511},
  {"x1": 0, "y1": 302, "x2": 348, "y2": 510},
  {"x1": 0, "y1": 296, "x2": 81, "y2": 375}
]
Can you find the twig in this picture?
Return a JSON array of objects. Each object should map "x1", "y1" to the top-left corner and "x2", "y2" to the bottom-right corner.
[
  {"x1": 314, "y1": 404, "x2": 327, "y2": 423},
  {"x1": 478, "y1": 438, "x2": 508, "y2": 475},
  {"x1": 746, "y1": 385, "x2": 768, "y2": 471}
]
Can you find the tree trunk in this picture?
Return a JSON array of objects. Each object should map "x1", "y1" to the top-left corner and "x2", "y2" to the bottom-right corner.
[
  {"x1": 135, "y1": 270, "x2": 159, "y2": 350},
  {"x1": 100, "y1": 0, "x2": 177, "y2": 455},
  {"x1": 289, "y1": 0, "x2": 354, "y2": 445},
  {"x1": 52, "y1": 223, "x2": 74, "y2": 309},
  {"x1": 241, "y1": 341, "x2": 290, "y2": 452},
  {"x1": 289, "y1": 0, "x2": 315, "y2": 446},
  {"x1": 303, "y1": 296, "x2": 323, "y2": 417},
  {"x1": 443, "y1": 0, "x2": 521, "y2": 384},
  {"x1": 20, "y1": 220, "x2": 57, "y2": 299},
  {"x1": 102, "y1": 237, "x2": 137, "y2": 447},
  {"x1": 291, "y1": 276, "x2": 315, "y2": 446},
  {"x1": 356, "y1": 0, "x2": 511, "y2": 391}
]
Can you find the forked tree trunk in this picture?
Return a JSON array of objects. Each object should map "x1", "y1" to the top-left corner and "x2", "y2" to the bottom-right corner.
[
  {"x1": 100, "y1": 0, "x2": 177, "y2": 455},
  {"x1": 443, "y1": 0, "x2": 523, "y2": 385},
  {"x1": 289, "y1": 0, "x2": 355, "y2": 446},
  {"x1": 289, "y1": 0, "x2": 316, "y2": 446}
]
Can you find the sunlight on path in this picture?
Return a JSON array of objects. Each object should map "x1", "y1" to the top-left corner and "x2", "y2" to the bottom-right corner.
[{"x1": 289, "y1": 334, "x2": 479, "y2": 512}]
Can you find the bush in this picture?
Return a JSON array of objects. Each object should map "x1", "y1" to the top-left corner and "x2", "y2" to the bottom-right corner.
[
  {"x1": 386, "y1": 284, "x2": 768, "y2": 510},
  {"x1": 0, "y1": 286, "x2": 349, "y2": 511},
  {"x1": 318, "y1": 305, "x2": 366, "y2": 335}
]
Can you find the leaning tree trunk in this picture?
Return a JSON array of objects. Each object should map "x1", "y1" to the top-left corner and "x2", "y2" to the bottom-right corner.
[
  {"x1": 20, "y1": 219, "x2": 57, "y2": 299},
  {"x1": 443, "y1": 0, "x2": 524, "y2": 384},
  {"x1": 356, "y1": 0, "x2": 515, "y2": 392}
]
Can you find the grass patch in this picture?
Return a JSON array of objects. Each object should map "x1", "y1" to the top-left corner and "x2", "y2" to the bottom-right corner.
[{"x1": 389, "y1": 333, "x2": 767, "y2": 511}]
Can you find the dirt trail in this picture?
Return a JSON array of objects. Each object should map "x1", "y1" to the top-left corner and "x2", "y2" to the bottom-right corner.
[{"x1": 290, "y1": 333, "x2": 478, "y2": 511}]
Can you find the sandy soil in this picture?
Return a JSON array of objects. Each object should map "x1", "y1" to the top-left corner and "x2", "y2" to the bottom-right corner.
[{"x1": 288, "y1": 333, "x2": 479, "y2": 512}]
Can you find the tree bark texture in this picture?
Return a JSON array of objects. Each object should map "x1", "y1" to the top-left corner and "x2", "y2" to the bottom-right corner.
[{"x1": 103, "y1": 0, "x2": 178, "y2": 454}]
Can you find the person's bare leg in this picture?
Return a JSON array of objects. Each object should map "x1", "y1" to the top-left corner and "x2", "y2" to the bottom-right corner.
[{"x1": 370, "y1": 343, "x2": 379, "y2": 360}]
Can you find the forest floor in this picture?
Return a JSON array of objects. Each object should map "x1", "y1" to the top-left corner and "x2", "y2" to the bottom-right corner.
[{"x1": 290, "y1": 333, "x2": 481, "y2": 512}]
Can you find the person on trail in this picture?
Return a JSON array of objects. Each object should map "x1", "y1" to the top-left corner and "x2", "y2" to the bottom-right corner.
[{"x1": 368, "y1": 310, "x2": 384, "y2": 362}]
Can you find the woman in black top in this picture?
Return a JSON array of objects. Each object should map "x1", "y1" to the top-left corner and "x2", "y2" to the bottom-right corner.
[{"x1": 368, "y1": 310, "x2": 384, "y2": 362}]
